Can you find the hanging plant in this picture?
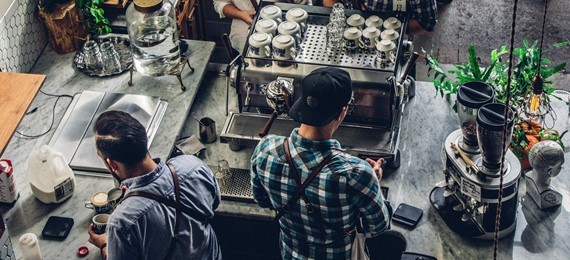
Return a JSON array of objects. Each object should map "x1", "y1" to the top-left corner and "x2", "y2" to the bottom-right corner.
[{"x1": 77, "y1": 0, "x2": 112, "y2": 36}]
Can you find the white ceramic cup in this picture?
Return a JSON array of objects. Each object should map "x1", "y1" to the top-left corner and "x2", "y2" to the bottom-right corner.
[
  {"x1": 286, "y1": 8, "x2": 308, "y2": 33},
  {"x1": 360, "y1": 27, "x2": 381, "y2": 49},
  {"x1": 346, "y1": 14, "x2": 365, "y2": 29},
  {"x1": 249, "y1": 32, "x2": 272, "y2": 58},
  {"x1": 260, "y1": 5, "x2": 283, "y2": 24},
  {"x1": 85, "y1": 192, "x2": 111, "y2": 214},
  {"x1": 255, "y1": 19, "x2": 278, "y2": 37},
  {"x1": 365, "y1": 15, "x2": 383, "y2": 30},
  {"x1": 383, "y1": 17, "x2": 402, "y2": 31},
  {"x1": 376, "y1": 39, "x2": 397, "y2": 64},
  {"x1": 343, "y1": 27, "x2": 362, "y2": 50},
  {"x1": 272, "y1": 34, "x2": 297, "y2": 60},
  {"x1": 278, "y1": 21, "x2": 302, "y2": 44},
  {"x1": 92, "y1": 213, "x2": 110, "y2": 234},
  {"x1": 381, "y1": 29, "x2": 400, "y2": 44}
]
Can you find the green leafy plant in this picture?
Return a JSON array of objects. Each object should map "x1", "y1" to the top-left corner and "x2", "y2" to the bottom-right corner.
[
  {"x1": 77, "y1": 0, "x2": 112, "y2": 36},
  {"x1": 424, "y1": 39, "x2": 569, "y2": 164},
  {"x1": 424, "y1": 39, "x2": 568, "y2": 111}
]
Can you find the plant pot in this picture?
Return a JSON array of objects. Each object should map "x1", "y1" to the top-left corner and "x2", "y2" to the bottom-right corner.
[{"x1": 38, "y1": 1, "x2": 89, "y2": 54}]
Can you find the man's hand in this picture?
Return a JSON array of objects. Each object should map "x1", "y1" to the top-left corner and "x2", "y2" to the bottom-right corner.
[
  {"x1": 88, "y1": 224, "x2": 108, "y2": 249},
  {"x1": 240, "y1": 10, "x2": 256, "y2": 25},
  {"x1": 365, "y1": 158, "x2": 385, "y2": 181}
]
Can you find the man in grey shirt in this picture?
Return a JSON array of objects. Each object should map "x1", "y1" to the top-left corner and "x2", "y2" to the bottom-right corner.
[{"x1": 87, "y1": 110, "x2": 222, "y2": 259}]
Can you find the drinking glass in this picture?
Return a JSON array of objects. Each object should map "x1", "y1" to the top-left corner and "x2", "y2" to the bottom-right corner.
[
  {"x1": 100, "y1": 42, "x2": 121, "y2": 74},
  {"x1": 215, "y1": 159, "x2": 232, "y2": 188},
  {"x1": 326, "y1": 23, "x2": 342, "y2": 54},
  {"x1": 83, "y1": 40, "x2": 103, "y2": 71}
]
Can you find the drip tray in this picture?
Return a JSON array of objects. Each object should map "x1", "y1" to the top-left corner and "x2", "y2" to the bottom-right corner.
[
  {"x1": 218, "y1": 168, "x2": 255, "y2": 203},
  {"x1": 220, "y1": 112, "x2": 398, "y2": 159},
  {"x1": 49, "y1": 91, "x2": 168, "y2": 175}
]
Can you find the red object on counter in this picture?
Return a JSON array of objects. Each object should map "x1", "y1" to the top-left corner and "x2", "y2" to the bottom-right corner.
[{"x1": 77, "y1": 246, "x2": 89, "y2": 257}]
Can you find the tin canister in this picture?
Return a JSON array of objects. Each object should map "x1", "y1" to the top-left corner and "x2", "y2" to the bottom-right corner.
[{"x1": 0, "y1": 159, "x2": 19, "y2": 203}]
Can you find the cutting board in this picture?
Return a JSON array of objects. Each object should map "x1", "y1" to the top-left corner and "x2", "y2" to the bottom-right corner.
[{"x1": 0, "y1": 72, "x2": 46, "y2": 156}]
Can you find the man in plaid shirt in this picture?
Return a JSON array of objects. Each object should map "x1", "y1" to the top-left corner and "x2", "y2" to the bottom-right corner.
[
  {"x1": 251, "y1": 67, "x2": 393, "y2": 259},
  {"x1": 324, "y1": 0, "x2": 438, "y2": 34}
]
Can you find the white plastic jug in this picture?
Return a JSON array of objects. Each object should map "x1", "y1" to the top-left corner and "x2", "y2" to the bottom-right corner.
[{"x1": 27, "y1": 145, "x2": 76, "y2": 204}]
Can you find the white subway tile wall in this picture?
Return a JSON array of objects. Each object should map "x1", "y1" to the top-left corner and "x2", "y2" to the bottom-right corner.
[{"x1": 0, "y1": 0, "x2": 47, "y2": 73}]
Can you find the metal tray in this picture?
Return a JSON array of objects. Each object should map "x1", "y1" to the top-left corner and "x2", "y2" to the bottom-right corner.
[{"x1": 74, "y1": 36, "x2": 133, "y2": 77}]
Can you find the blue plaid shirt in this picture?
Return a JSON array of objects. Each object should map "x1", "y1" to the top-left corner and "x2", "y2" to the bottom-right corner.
[
  {"x1": 345, "y1": 0, "x2": 438, "y2": 31},
  {"x1": 251, "y1": 129, "x2": 391, "y2": 259}
]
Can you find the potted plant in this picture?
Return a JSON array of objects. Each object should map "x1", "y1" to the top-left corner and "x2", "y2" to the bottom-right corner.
[
  {"x1": 38, "y1": 0, "x2": 89, "y2": 54},
  {"x1": 76, "y1": 0, "x2": 112, "y2": 36},
  {"x1": 424, "y1": 39, "x2": 568, "y2": 169}
]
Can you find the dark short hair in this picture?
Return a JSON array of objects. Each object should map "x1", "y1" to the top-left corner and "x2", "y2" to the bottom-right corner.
[{"x1": 94, "y1": 110, "x2": 148, "y2": 169}]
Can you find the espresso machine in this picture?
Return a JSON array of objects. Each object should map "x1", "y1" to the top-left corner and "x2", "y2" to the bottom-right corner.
[
  {"x1": 430, "y1": 83, "x2": 522, "y2": 239},
  {"x1": 220, "y1": 1, "x2": 417, "y2": 167}
]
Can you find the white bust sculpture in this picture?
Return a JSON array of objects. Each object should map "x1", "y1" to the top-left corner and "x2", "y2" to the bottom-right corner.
[{"x1": 525, "y1": 140, "x2": 565, "y2": 209}]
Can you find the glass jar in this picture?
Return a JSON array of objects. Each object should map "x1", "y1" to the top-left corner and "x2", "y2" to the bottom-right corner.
[{"x1": 126, "y1": 0, "x2": 180, "y2": 77}]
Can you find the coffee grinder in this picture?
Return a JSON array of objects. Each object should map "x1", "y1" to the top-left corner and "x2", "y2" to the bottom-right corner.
[{"x1": 430, "y1": 82, "x2": 522, "y2": 239}]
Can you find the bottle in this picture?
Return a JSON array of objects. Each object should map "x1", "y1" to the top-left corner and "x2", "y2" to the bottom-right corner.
[
  {"x1": 27, "y1": 145, "x2": 76, "y2": 204},
  {"x1": 0, "y1": 159, "x2": 19, "y2": 204},
  {"x1": 126, "y1": 0, "x2": 180, "y2": 77},
  {"x1": 19, "y1": 233, "x2": 42, "y2": 260}
]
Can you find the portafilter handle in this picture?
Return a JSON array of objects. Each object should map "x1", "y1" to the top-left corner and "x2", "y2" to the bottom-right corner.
[
  {"x1": 259, "y1": 111, "x2": 278, "y2": 138},
  {"x1": 398, "y1": 52, "x2": 419, "y2": 85}
]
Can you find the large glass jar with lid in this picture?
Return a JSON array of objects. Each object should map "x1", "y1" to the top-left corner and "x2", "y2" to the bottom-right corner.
[{"x1": 126, "y1": 0, "x2": 180, "y2": 76}]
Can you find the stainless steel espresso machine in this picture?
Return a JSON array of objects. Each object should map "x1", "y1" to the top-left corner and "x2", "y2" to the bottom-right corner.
[
  {"x1": 220, "y1": 1, "x2": 417, "y2": 167},
  {"x1": 430, "y1": 82, "x2": 522, "y2": 239}
]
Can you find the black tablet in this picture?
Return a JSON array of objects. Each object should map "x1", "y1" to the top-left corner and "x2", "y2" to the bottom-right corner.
[
  {"x1": 392, "y1": 203, "x2": 423, "y2": 228},
  {"x1": 42, "y1": 216, "x2": 74, "y2": 240}
]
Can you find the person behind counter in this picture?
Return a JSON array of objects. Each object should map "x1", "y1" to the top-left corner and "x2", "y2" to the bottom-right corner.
[
  {"x1": 87, "y1": 111, "x2": 222, "y2": 259},
  {"x1": 323, "y1": 0, "x2": 438, "y2": 34},
  {"x1": 214, "y1": 0, "x2": 259, "y2": 55},
  {"x1": 250, "y1": 67, "x2": 396, "y2": 259}
]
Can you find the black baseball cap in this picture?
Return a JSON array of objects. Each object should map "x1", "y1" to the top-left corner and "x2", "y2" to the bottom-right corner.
[{"x1": 289, "y1": 67, "x2": 352, "y2": 126}]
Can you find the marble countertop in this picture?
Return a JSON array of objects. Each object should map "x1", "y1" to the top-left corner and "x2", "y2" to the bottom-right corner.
[
  {"x1": 1, "y1": 37, "x2": 569, "y2": 258},
  {"x1": 181, "y1": 73, "x2": 570, "y2": 259},
  {"x1": 0, "y1": 39, "x2": 214, "y2": 259}
]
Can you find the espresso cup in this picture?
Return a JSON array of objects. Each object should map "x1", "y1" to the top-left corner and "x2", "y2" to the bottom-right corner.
[
  {"x1": 383, "y1": 17, "x2": 402, "y2": 31},
  {"x1": 360, "y1": 27, "x2": 381, "y2": 49},
  {"x1": 343, "y1": 27, "x2": 362, "y2": 50},
  {"x1": 107, "y1": 188, "x2": 123, "y2": 210},
  {"x1": 255, "y1": 19, "x2": 278, "y2": 37},
  {"x1": 376, "y1": 39, "x2": 397, "y2": 66},
  {"x1": 365, "y1": 15, "x2": 383, "y2": 30},
  {"x1": 272, "y1": 34, "x2": 297, "y2": 60},
  {"x1": 92, "y1": 213, "x2": 110, "y2": 235},
  {"x1": 249, "y1": 32, "x2": 272, "y2": 58},
  {"x1": 85, "y1": 192, "x2": 111, "y2": 214},
  {"x1": 260, "y1": 5, "x2": 283, "y2": 24},
  {"x1": 286, "y1": 8, "x2": 308, "y2": 33},
  {"x1": 381, "y1": 29, "x2": 400, "y2": 44},
  {"x1": 346, "y1": 14, "x2": 365, "y2": 30},
  {"x1": 278, "y1": 21, "x2": 302, "y2": 44}
]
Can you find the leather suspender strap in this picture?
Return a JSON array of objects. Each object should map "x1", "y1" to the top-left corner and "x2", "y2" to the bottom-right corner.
[
  {"x1": 274, "y1": 138, "x2": 336, "y2": 234},
  {"x1": 119, "y1": 162, "x2": 209, "y2": 259}
]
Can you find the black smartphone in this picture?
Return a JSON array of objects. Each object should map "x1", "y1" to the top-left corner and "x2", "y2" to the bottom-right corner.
[
  {"x1": 392, "y1": 203, "x2": 423, "y2": 229},
  {"x1": 42, "y1": 216, "x2": 74, "y2": 240}
]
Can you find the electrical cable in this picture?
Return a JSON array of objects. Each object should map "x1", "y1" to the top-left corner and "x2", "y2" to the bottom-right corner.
[
  {"x1": 493, "y1": 0, "x2": 520, "y2": 259},
  {"x1": 15, "y1": 91, "x2": 74, "y2": 139}
]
